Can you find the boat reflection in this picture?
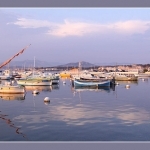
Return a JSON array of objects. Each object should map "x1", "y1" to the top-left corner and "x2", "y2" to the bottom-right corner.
[
  {"x1": 51, "y1": 84, "x2": 59, "y2": 90},
  {"x1": 0, "y1": 112, "x2": 28, "y2": 140},
  {"x1": 44, "y1": 101, "x2": 50, "y2": 105},
  {"x1": 116, "y1": 80, "x2": 138, "y2": 85},
  {"x1": 72, "y1": 85, "x2": 114, "y2": 93},
  {"x1": 25, "y1": 85, "x2": 52, "y2": 92},
  {"x1": 0, "y1": 93, "x2": 25, "y2": 100}
]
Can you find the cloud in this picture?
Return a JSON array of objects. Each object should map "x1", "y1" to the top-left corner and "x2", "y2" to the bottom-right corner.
[{"x1": 8, "y1": 18, "x2": 150, "y2": 37}]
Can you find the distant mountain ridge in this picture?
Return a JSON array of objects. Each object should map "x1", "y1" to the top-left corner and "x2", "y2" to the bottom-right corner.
[
  {"x1": 0, "y1": 60, "x2": 141, "y2": 69},
  {"x1": 0, "y1": 59, "x2": 61, "y2": 68},
  {"x1": 0, "y1": 60, "x2": 97, "y2": 68},
  {"x1": 57, "y1": 61, "x2": 97, "y2": 68}
]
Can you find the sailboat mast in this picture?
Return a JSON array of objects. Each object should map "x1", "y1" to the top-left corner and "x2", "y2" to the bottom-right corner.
[{"x1": 33, "y1": 56, "x2": 35, "y2": 76}]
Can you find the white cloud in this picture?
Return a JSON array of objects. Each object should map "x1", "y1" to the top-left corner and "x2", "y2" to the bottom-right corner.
[{"x1": 8, "y1": 18, "x2": 150, "y2": 37}]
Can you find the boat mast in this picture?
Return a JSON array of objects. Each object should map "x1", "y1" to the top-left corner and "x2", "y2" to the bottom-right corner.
[
  {"x1": 33, "y1": 56, "x2": 35, "y2": 76},
  {"x1": 78, "y1": 61, "x2": 82, "y2": 76}
]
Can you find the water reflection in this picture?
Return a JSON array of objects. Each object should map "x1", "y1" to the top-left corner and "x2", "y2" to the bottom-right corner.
[
  {"x1": 71, "y1": 85, "x2": 115, "y2": 93},
  {"x1": 0, "y1": 111, "x2": 28, "y2": 140},
  {"x1": 1, "y1": 78, "x2": 150, "y2": 141},
  {"x1": 51, "y1": 84, "x2": 59, "y2": 90},
  {"x1": 44, "y1": 101, "x2": 50, "y2": 105},
  {"x1": 13, "y1": 104, "x2": 150, "y2": 126},
  {"x1": 0, "y1": 93, "x2": 25, "y2": 100},
  {"x1": 25, "y1": 86, "x2": 52, "y2": 92},
  {"x1": 116, "y1": 80, "x2": 138, "y2": 85}
]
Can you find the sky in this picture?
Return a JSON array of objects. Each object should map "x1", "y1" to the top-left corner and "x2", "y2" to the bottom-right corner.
[{"x1": 1, "y1": 8, "x2": 150, "y2": 66}]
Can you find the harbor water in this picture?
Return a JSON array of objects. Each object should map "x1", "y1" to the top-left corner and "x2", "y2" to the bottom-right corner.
[{"x1": 0, "y1": 78, "x2": 150, "y2": 141}]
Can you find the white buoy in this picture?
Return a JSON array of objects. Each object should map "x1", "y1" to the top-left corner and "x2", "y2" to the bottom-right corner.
[
  {"x1": 125, "y1": 85, "x2": 130, "y2": 89},
  {"x1": 44, "y1": 97, "x2": 50, "y2": 102},
  {"x1": 32, "y1": 90, "x2": 39, "y2": 94},
  {"x1": 63, "y1": 81, "x2": 66, "y2": 84}
]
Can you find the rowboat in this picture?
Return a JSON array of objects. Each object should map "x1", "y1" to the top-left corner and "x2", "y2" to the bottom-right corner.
[{"x1": 74, "y1": 79, "x2": 110, "y2": 87}]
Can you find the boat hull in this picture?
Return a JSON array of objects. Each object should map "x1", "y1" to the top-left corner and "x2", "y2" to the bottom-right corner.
[
  {"x1": 60, "y1": 73, "x2": 71, "y2": 78},
  {"x1": 115, "y1": 76, "x2": 138, "y2": 81},
  {"x1": 0, "y1": 76, "x2": 11, "y2": 80},
  {"x1": 0, "y1": 85, "x2": 25, "y2": 94},
  {"x1": 17, "y1": 79, "x2": 52, "y2": 86}
]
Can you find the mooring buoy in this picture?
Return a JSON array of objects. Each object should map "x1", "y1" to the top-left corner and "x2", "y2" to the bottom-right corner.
[
  {"x1": 44, "y1": 97, "x2": 50, "y2": 102},
  {"x1": 32, "y1": 90, "x2": 39, "y2": 94}
]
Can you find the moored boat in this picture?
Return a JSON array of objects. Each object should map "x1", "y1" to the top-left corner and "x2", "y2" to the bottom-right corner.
[
  {"x1": 0, "y1": 84, "x2": 25, "y2": 94},
  {"x1": 17, "y1": 79, "x2": 52, "y2": 86},
  {"x1": 59, "y1": 71, "x2": 71, "y2": 78},
  {"x1": 0, "y1": 70, "x2": 13, "y2": 80},
  {"x1": 114, "y1": 74, "x2": 138, "y2": 81}
]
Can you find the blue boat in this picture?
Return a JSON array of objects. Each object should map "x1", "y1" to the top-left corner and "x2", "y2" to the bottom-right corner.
[{"x1": 74, "y1": 79, "x2": 110, "y2": 87}]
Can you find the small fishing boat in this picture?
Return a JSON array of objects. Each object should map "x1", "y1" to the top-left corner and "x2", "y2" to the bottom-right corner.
[
  {"x1": 136, "y1": 73, "x2": 150, "y2": 78},
  {"x1": 22, "y1": 72, "x2": 59, "y2": 85},
  {"x1": 74, "y1": 79, "x2": 110, "y2": 87},
  {"x1": 0, "y1": 70, "x2": 13, "y2": 80},
  {"x1": 114, "y1": 74, "x2": 138, "y2": 81},
  {"x1": 0, "y1": 84, "x2": 25, "y2": 94},
  {"x1": 17, "y1": 79, "x2": 52, "y2": 86},
  {"x1": 59, "y1": 71, "x2": 71, "y2": 78}
]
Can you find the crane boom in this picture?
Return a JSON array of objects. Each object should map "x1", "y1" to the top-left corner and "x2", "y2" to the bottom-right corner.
[{"x1": 0, "y1": 44, "x2": 31, "y2": 69}]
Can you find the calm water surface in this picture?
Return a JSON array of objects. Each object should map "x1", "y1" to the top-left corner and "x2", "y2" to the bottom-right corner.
[{"x1": 0, "y1": 78, "x2": 150, "y2": 141}]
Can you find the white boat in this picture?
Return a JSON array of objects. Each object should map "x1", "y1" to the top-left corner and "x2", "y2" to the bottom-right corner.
[
  {"x1": 114, "y1": 73, "x2": 138, "y2": 81},
  {"x1": 17, "y1": 71, "x2": 32, "y2": 79},
  {"x1": 17, "y1": 79, "x2": 52, "y2": 86},
  {"x1": 135, "y1": 73, "x2": 150, "y2": 78},
  {"x1": 0, "y1": 84, "x2": 25, "y2": 94},
  {"x1": 71, "y1": 71, "x2": 100, "y2": 80},
  {"x1": 0, "y1": 70, "x2": 13, "y2": 80}
]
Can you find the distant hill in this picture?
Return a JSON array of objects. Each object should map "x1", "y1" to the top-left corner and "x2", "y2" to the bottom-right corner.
[
  {"x1": 0, "y1": 59, "x2": 61, "y2": 68},
  {"x1": 57, "y1": 61, "x2": 97, "y2": 68},
  {"x1": 0, "y1": 60, "x2": 97, "y2": 68},
  {"x1": 1, "y1": 60, "x2": 138, "y2": 69}
]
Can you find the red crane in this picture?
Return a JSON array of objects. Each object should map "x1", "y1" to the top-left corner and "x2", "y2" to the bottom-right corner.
[{"x1": 0, "y1": 44, "x2": 31, "y2": 69}]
